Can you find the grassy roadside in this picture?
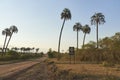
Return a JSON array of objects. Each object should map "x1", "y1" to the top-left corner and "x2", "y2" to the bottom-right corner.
[
  {"x1": 47, "y1": 58, "x2": 120, "y2": 80},
  {"x1": 0, "y1": 57, "x2": 41, "y2": 65},
  {"x1": 0, "y1": 51, "x2": 43, "y2": 65},
  {"x1": 0, "y1": 60, "x2": 24, "y2": 65}
]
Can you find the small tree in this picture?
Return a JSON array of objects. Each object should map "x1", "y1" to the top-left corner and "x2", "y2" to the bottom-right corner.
[{"x1": 47, "y1": 48, "x2": 57, "y2": 58}]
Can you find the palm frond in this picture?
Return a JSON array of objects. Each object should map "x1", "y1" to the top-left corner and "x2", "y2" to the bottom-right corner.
[
  {"x1": 82, "y1": 24, "x2": 91, "y2": 34},
  {"x1": 91, "y1": 12, "x2": 105, "y2": 25},
  {"x1": 10, "y1": 25, "x2": 18, "y2": 33},
  {"x1": 2, "y1": 28, "x2": 11, "y2": 36},
  {"x1": 73, "y1": 22, "x2": 82, "y2": 31},
  {"x1": 61, "y1": 8, "x2": 71, "y2": 20}
]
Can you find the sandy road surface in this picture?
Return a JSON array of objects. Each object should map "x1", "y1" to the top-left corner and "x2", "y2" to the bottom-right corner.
[{"x1": 0, "y1": 57, "x2": 46, "y2": 78}]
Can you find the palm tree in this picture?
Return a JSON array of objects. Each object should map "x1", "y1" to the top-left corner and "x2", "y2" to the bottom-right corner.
[
  {"x1": 11, "y1": 47, "x2": 19, "y2": 52},
  {"x1": 73, "y1": 22, "x2": 82, "y2": 51},
  {"x1": 58, "y1": 8, "x2": 71, "y2": 59},
  {"x1": 36, "y1": 48, "x2": 39, "y2": 53},
  {"x1": 82, "y1": 24, "x2": 91, "y2": 49},
  {"x1": 2, "y1": 28, "x2": 11, "y2": 54},
  {"x1": 91, "y1": 13, "x2": 105, "y2": 48},
  {"x1": 32, "y1": 47, "x2": 35, "y2": 53},
  {"x1": 20, "y1": 47, "x2": 24, "y2": 53},
  {"x1": 27, "y1": 47, "x2": 32, "y2": 53},
  {"x1": 5, "y1": 25, "x2": 18, "y2": 53}
]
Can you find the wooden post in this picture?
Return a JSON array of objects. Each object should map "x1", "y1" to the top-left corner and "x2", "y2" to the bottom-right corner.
[
  {"x1": 70, "y1": 55, "x2": 71, "y2": 64},
  {"x1": 74, "y1": 55, "x2": 75, "y2": 64}
]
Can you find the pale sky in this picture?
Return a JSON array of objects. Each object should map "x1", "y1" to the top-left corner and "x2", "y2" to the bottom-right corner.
[{"x1": 0, "y1": 0, "x2": 120, "y2": 52}]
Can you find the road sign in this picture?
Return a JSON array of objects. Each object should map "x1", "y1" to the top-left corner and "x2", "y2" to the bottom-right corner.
[{"x1": 69, "y1": 47, "x2": 75, "y2": 55}]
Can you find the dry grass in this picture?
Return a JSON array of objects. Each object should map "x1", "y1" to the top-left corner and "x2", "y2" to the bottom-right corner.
[
  {"x1": 57, "y1": 64, "x2": 120, "y2": 77},
  {"x1": 48, "y1": 58, "x2": 120, "y2": 78}
]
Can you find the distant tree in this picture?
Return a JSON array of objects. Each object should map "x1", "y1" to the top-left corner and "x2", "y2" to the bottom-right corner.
[
  {"x1": 26, "y1": 47, "x2": 31, "y2": 53},
  {"x1": 32, "y1": 47, "x2": 35, "y2": 53},
  {"x1": 36, "y1": 48, "x2": 39, "y2": 53},
  {"x1": 47, "y1": 48, "x2": 57, "y2": 58},
  {"x1": 58, "y1": 8, "x2": 71, "y2": 57},
  {"x1": 2, "y1": 28, "x2": 11, "y2": 54},
  {"x1": 73, "y1": 22, "x2": 82, "y2": 51},
  {"x1": 84, "y1": 41, "x2": 96, "y2": 49},
  {"x1": 5, "y1": 25, "x2": 18, "y2": 53},
  {"x1": 110, "y1": 32, "x2": 120, "y2": 49},
  {"x1": 99, "y1": 37, "x2": 112, "y2": 49},
  {"x1": 91, "y1": 13, "x2": 105, "y2": 48},
  {"x1": 23, "y1": 47, "x2": 26, "y2": 53},
  {"x1": 99, "y1": 32, "x2": 120, "y2": 50},
  {"x1": 20, "y1": 47, "x2": 24, "y2": 53},
  {"x1": 82, "y1": 24, "x2": 91, "y2": 49},
  {"x1": 11, "y1": 47, "x2": 19, "y2": 52},
  {"x1": 112, "y1": 32, "x2": 120, "y2": 41},
  {"x1": 16, "y1": 47, "x2": 19, "y2": 52},
  {"x1": 48, "y1": 48, "x2": 52, "y2": 53}
]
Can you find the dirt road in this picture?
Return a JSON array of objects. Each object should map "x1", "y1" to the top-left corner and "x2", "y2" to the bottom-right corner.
[{"x1": 0, "y1": 57, "x2": 47, "y2": 79}]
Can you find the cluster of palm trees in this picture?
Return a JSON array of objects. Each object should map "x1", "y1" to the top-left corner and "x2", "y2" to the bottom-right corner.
[
  {"x1": 58, "y1": 8, "x2": 105, "y2": 54},
  {"x1": 73, "y1": 23, "x2": 91, "y2": 50},
  {"x1": 11, "y1": 47, "x2": 39, "y2": 53},
  {"x1": 2, "y1": 25, "x2": 18, "y2": 54}
]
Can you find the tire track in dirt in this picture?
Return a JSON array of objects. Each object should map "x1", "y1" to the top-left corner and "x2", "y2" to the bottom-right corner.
[{"x1": 0, "y1": 57, "x2": 47, "y2": 80}]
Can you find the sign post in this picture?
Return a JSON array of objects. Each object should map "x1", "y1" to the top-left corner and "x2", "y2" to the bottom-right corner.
[{"x1": 69, "y1": 47, "x2": 75, "y2": 64}]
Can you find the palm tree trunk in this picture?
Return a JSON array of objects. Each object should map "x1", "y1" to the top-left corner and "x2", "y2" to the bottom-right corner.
[
  {"x1": 75, "y1": 30, "x2": 79, "y2": 64},
  {"x1": 77, "y1": 30, "x2": 79, "y2": 51},
  {"x1": 82, "y1": 33, "x2": 86, "y2": 49},
  {"x1": 58, "y1": 18, "x2": 65, "y2": 60},
  {"x1": 2, "y1": 35, "x2": 7, "y2": 55},
  {"x1": 5, "y1": 32, "x2": 13, "y2": 53},
  {"x1": 96, "y1": 23, "x2": 98, "y2": 48}
]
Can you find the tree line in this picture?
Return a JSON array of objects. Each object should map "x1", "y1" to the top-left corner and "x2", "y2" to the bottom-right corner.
[
  {"x1": 11, "y1": 47, "x2": 39, "y2": 53},
  {"x1": 84, "y1": 32, "x2": 120, "y2": 50}
]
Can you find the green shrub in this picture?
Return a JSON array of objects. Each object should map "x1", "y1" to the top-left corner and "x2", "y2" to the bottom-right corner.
[
  {"x1": 0, "y1": 55, "x2": 12, "y2": 61},
  {"x1": 0, "y1": 51, "x2": 43, "y2": 61},
  {"x1": 47, "y1": 51, "x2": 57, "y2": 58}
]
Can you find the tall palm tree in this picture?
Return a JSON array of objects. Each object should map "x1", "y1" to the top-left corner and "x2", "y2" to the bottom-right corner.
[
  {"x1": 5, "y1": 25, "x2": 18, "y2": 53},
  {"x1": 82, "y1": 24, "x2": 91, "y2": 49},
  {"x1": 73, "y1": 22, "x2": 82, "y2": 51},
  {"x1": 91, "y1": 13, "x2": 105, "y2": 48},
  {"x1": 58, "y1": 8, "x2": 71, "y2": 58},
  {"x1": 2, "y1": 28, "x2": 11, "y2": 54}
]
